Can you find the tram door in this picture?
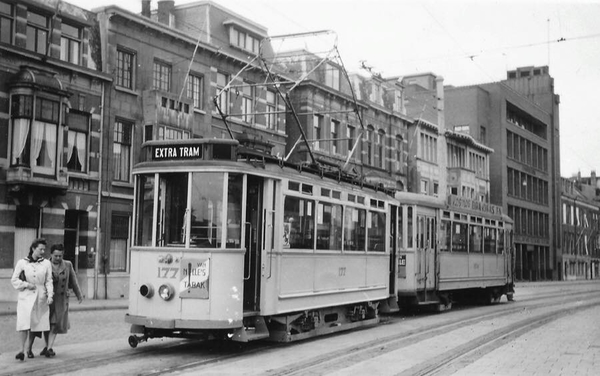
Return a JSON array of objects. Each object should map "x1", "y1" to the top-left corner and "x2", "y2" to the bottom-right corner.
[
  {"x1": 244, "y1": 176, "x2": 263, "y2": 312},
  {"x1": 416, "y1": 214, "x2": 436, "y2": 292},
  {"x1": 389, "y1": 205, "x2": 398, "y2": 295}
]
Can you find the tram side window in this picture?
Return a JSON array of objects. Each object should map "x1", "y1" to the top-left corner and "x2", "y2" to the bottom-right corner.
[
  {"x1": 498, "y1": 229, "x2": 505, "y2": 254},
  {"x1": 367, "y1": 211, "x2": 386, "y2": 252},
  {"x1": 316, "y1": 202, "x2": 343, "y2": 250},
  {"x1": 283, "y1": 196, "x2": 315, "y2": 249},
  {"x1": 344, "y1": 207, "x2": 366, "y2": 251},
  {"x1": 190, "y1": 172, "x2": 224, "y2": 248},
  {"x1": 469, "y1": 225, "x2": 483, "y2": 253},
  {"x1": 158, "y1": 173, "x2": 189, "y2": 246},
  {"x1": 452, "y1": 222, "x2": 468, "y2": 252},
  {"x1": 135, "y1": 174, "x2": 155, "y2": 246},
  {"x1": 440, "y1": 219, "x2": 451, "y2": 252},
  {"x1": 397, "y1": 206, "x2": 403, "y2": 248},
  {"x1": 226, "y1": 174, "x2": 243, "y2": 248},
  {"x1": 484, "y1": 227, "x2": 497, "y2": 253}
]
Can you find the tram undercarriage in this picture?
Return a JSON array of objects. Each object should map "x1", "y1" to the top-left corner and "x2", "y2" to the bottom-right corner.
[
  {"x1": 397, "y1": 282, "x2": 515, "y2": 313},
  {"x1": 127, "y1": 301, "x2": 381, "y2": 347}
]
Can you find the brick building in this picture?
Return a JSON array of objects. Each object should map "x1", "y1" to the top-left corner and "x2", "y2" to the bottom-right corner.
[
  {"x1": 0, "y1": 0, "x2": 111, "y2": 300},
  {"x1": 445, "y1": 66, "x2": 561, "y2": 281}
]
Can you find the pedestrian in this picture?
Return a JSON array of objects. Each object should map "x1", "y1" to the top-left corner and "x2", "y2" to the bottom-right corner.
[
  {"x1": 10, "y1": 238, "x2": 54, "y2": 361},
  {"x1": 40, "y1": 244, "x2": 83, "y2": 357}
]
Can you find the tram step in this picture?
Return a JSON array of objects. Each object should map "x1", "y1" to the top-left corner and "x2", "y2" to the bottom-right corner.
[{"x1": 231, "y1": 316, "x2": 270, "y2": 342}]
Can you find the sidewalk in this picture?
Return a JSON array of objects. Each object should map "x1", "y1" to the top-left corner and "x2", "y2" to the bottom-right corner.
[{"x1": 0, "y1": 298, "x2": 127, "y2": 316}]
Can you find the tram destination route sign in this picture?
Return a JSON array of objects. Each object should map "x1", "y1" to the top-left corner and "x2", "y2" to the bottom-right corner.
[{"x1": 152, "y1": 144, "x2": 203, "y2": 161}]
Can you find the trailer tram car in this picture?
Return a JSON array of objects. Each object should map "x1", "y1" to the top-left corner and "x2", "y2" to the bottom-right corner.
[
  {"x1": 393, "y1": 192, "x2": 515, "y2": 311},
  {"x1": 126, "y1": 138, "x2": 400, "y2": 346}
]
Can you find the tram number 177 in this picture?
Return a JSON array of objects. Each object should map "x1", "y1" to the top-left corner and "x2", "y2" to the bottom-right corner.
[{"x1": 158, "y1": 267, "x2": 179, "y2": 279}]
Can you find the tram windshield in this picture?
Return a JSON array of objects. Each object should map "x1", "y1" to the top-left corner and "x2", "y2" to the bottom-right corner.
[{"x1": 134, "y1": 172, "x2": 243, "y2": 248}]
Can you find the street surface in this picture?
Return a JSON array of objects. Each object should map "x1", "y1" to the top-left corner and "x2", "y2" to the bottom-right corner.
[{"x1": 0, "y1": 281, "x2": 599, "y2": 375}]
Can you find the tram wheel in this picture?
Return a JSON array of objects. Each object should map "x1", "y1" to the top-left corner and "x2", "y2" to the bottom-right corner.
[{"x1": 128, "y1": 335, "x2": 139, "y2": 348}]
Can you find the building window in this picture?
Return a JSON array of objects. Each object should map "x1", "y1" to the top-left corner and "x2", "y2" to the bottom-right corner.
[
  {"x1": 241, "y1": 83, "x2": 253, "y2": 123},
  {"x1": 157, "y1": 125, "x2": 190, "y2": 140},
  {"x1": 110, "y1": 213, "x2": 130, "y2": 272},
  {"x1": 266, "y1": 90, "x2": 277, "y2": 130},
  {"x1": 313, "y1": 114, "x2": 323, "y2": 150},
  {"x1": 0, "y1": 1, "x2": 14, "y2": 44},
  {"x1": 377, "y1": 130, "x2": 385, "y2": 169},
  {"x1": 187, "y1": 74, "x2": 204, "y2": 110},
  {"x1": 347, "y1": 125, "x2": 355, "y2": 156},
  {"x1": 229, "y1": 27, "x2": 259, "y2": 54},
  {"x1": 11, "y1": 96, "x2": 61, "y2": 175},
  {"x1": 479, "y1": 125, "x2": 486, "y2": 144},
  {"x1": 396, "y1": 135, "x2": 403, "y2": 170},
  {"x1": 26, "y1": 11, "x2": 48, "y2": 54},
  {"x1": 325, "y1": 63, "x2": 340, "y2": 91},
  {"x1": 366, "y1": 126, "x2": 374, "y2": 165},
  {"x1": 420, "y1": 179, "x2": 429, "y2": 194},
  {"x1": 153, "y1": 60, "x2": 171, "y2": 92},
  {"x1": 113, "y1": 119, "x2": 132, "y2": 182},
  {"x1": 60, "y1": 22, "x2": 81, "y2": 64},
  {"x1": 66, "y1": 111, "x2": 89, "y2": 173},
  {"x1": 215, "y1": 72, "x2": 229, "y2": 112},
  {"x1": 419, "y1": 132, "x2": 437, "y2": 163},
  {"x1": 116, "y1": 48, "x2": 135, "y2": 90},
  {"x1": 331, "y1": 119, "x2": 339, "y2": 154}
]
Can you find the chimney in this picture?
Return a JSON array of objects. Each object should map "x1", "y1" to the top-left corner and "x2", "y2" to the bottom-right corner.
[
  {"x1": 157, "y1": 0, "x2": 174, "y2": 26},
  {"x1": 141, "y1": 0, "x2": 151, "y2": 18},
  {"x1": 592, "y1": 170, "x2": 597, "y2": 187}
]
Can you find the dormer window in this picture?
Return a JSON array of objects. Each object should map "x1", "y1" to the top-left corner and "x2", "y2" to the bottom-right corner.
[
  {"x1": 230, "y1": 27, "x2": 259, "y2": 54},
  {"x1": 325, "y1": 63, "x2": 340, "y2": 91}
]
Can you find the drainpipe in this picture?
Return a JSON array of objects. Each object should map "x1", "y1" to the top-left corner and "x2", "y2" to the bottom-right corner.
[{"x1": 94, "y1": 81, "x2": 105, "y2": 300}]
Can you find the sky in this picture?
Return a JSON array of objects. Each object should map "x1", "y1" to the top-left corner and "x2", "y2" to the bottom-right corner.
[{"x1": 68, "y1": 0, "x2": 600, "y2": 178}]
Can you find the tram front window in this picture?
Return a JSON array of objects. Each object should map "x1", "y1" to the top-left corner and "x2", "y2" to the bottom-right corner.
[
  {"x1": 190, "y1": 172, "x2": 224, "y2": 248},
  {"x1": 158, "y1": 173, "x2": 189, "y2": 246},
  {"x1": 135, "y1": 174, "x2": 155, "y2": 246}
]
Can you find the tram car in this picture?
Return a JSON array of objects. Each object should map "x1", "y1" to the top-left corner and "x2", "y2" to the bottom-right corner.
[
  {"x1": 126, "y1": 138, "x2": 398, "y2": 346},
  {"x1": 125, "y1": 138, "x2": 515, "y2": 347},
  {"x1": 392, "y1": 192, "x2": 515, "y2": 311}
]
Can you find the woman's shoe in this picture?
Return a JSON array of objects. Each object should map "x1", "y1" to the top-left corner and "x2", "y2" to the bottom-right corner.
[
  {"x1": 47, "y1": 348, "x2": 55, "y2": 357},
  {"x1": 40, "y1": 347, "x2": 47, "y2": 356},
  {"x1": 27, "y1": 350, "x2": 34, "y2": 358},
  {"x1": 15, "y1": 352, "x2": 24, "y2": 361}
]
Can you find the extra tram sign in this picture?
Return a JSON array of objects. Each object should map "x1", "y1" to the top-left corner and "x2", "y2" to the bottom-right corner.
[
  {"x1": 152, "y1": 144, "x2": 203, "y2": 160},
  {"x1": 447, "y1": 195, "x2": 503, "y2": 216}
]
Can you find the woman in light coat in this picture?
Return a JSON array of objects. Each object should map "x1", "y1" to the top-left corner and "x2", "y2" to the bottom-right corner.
[
  {"x1": 43, "y1": 244, "x2": 83, "y2": 357},
  {"x1": 11, "y1": 238, "x2": 54, "y2": 361}
]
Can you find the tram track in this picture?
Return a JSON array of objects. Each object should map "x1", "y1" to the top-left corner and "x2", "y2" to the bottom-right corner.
[
  {"x1": 225, "y1": 291, "x2": 600, "y2": 376},
  {"x1": 8, "y1": 287, "x2": 600, "y2": 376}
]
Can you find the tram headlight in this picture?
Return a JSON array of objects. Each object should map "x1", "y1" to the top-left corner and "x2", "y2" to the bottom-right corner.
[
  {"x1": 158, "y1": 284, "x2": 175, "y2": 301},
  {"x1": 139, "y1": 284, "x2": 154, "y2": 298}
]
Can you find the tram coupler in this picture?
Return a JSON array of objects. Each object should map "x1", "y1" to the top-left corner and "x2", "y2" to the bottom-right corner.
[{"x1": 128, "y1": 334, "x2": 148, "y2": 348}]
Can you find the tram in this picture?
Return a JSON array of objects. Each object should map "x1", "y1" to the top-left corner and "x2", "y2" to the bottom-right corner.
[
  {"x1": 125, "y1": 138, "x2": 515, "y2": 346},
  {"x1": 392, "y1": 192, "x2": 515, "y2": 311},
  {"x1": 125, "y1": 138, "x2": 398, "y2": 346}
]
